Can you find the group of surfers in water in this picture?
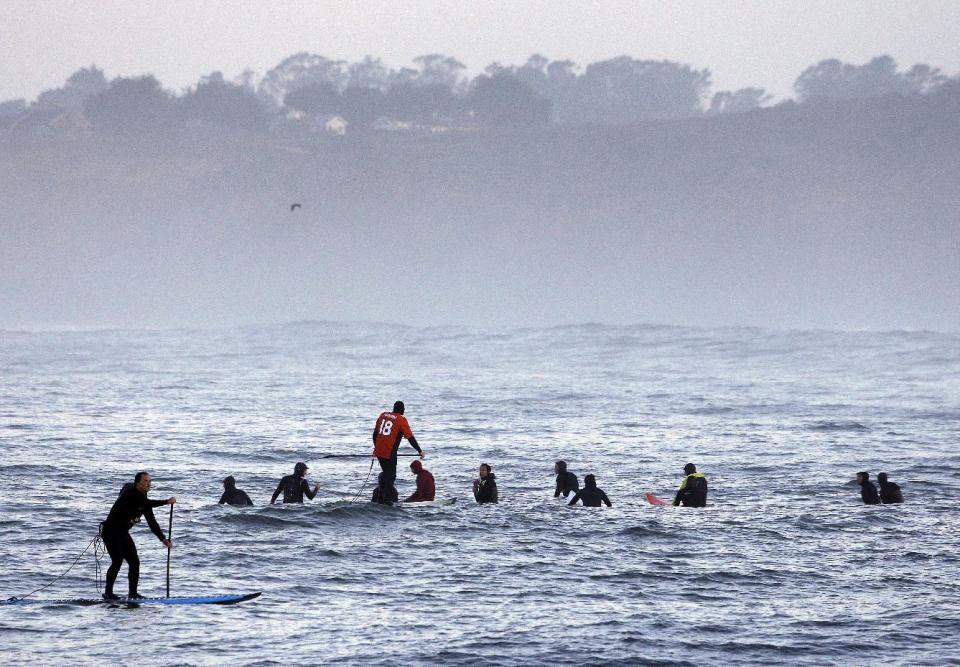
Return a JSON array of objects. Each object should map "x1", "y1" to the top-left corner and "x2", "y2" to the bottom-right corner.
[{"x1": 98, "y1": 400, "x2": 903, "y2": 600}]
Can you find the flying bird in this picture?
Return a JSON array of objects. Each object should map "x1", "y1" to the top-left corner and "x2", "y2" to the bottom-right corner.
[{"x1": 290, "y1": 203, "x2": 302, "y2": 211}]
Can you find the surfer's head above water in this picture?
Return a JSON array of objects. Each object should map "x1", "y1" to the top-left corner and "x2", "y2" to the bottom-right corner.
[
  {"x1": 584, "y1": 474, "x2": 597, "y2": 488},
  {"x1": 555, "y1": 460, "x2": 567, "y2": 474},
  {"x1": 411, "y1": 460, "x2": 423, "y2": 473},
  {"x1": 857, "y1": 471, "x2": 869, "y2": 483},
  {"x1": 877, "y1": 472, "x2": 888, "y2": 483},
  {"x1": 393, "y1": 400, "x2": 405, "y2": 415},
  {"x1": 683, "y1": 463, "x2": 697, "y2": 475},
  {"x1": 294, "y1": 462, "x2": 308, "y2": 476},
  {"x1": 223, "y1": 475, "x2": 236, "y2": 489}
]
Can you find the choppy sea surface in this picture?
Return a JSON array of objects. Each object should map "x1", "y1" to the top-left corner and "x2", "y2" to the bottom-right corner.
[{"x1": 1, "y1": 322, "x2": 958, "y2": 666}]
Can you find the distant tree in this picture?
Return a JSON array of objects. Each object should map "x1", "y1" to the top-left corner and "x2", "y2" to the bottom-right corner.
[
  {"x1": 284, "y1": 82, "x2": 341, "y2": 117},
  {"x1": 567, "y1": 57, "x2": 711, "y2": 123},
  {"x1": 469, "y1": 73, "x2": 551, "y2": 126},
  {"x1": 707, "y1": 87, "x2": 771, "y2": 115},
  {"x1": 347, "y1": 56, "x2": 394, "y2": 90},
  {"x1": 84, "y1": 75, "x2": 173, "y2": 131},
  {"x1": 178, "y1": 71, "x2": 269, "y2": 131},
  {"x1": 411, "y1": 54, "x2": 467, "y2": 90},
  {"x1": 903, "y1": 63, "x2": 948, "y2": 95},
  {"x1": 794, "y1": 55, "x2": 946, "y2": 103},
  {"x1": 339, "y1": 86, "x2": 387, "y2": 127},
  {"x1": 234, "y1": 68, "x2": 259, "y2": 92},
  {"x1": 259, "y1": 53, "x2": 347, "y2": 107},
  {"x1": 384, "y1": 83, "x2": 459, "y2": 123},
  {"x1": 0, "y1": 98, "x2": 27, "y2": 117},
  {"x1": 35, "y1": 65, "x2": 108, "y2": 111},
  {"x1": 484, "y1": 54, "x2": 580, "y2": 122}
]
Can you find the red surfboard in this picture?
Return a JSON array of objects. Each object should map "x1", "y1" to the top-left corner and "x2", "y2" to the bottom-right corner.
[{"x1": 645, "y1": 492, "x2": 670, "y2": 506}]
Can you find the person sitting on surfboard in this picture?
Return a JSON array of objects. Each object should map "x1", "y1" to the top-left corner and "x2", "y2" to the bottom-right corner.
[
  {"x1": 568, "y1": 474, "x2": 611, "y2": 507},
  {"x1": 101, "y1": 471, "x2": 175, "y2": 600},
  {"x1": 372, "y1": 472, "x2": 399, "y2": 504},
  {"x1": 473, "y1": 463, "x2": 498, "y2": 504},
  {"x1": 404, "y1": 459, "x2": 436, "y2": 502},
  {"x1": 372, "y1": 401, "x2": 425, "y2": 500},
  {"x1": 673, "y1": 463, "x2": 708, "y2": 507},
  {"x1": 219, "y1": 475, "x2": 253, "y2": 506},
  {"x1": 270, "y1": 462, "x2": 319, "y2": 504},
  {"x1": 877, "y1": 472, "x2": 903, "y2": 504},
  {"x1": 856, "y1": 471, "x2": 881, "y2": 505},
  {"x1": 554, "y1": 460, "x2": 579, "y2": 499}
]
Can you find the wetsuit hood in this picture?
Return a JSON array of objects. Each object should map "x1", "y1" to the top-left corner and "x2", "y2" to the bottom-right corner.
[
  {"x1": 410, "y1": 460, "x2": 423, "y2": 474},
  {"x1": 584, "y1": 474, "x2": 597, "y2": 488},
  {"x1": 223, "y1": 475, "x2": 236, "y2": 489}
]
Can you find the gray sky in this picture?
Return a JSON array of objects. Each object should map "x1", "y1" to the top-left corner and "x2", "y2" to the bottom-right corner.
[{"x1": 2, "y1": 0, "x2": 959, "y2": 102}]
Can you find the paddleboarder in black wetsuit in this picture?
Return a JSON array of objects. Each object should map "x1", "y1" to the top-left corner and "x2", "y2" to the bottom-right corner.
[
  {"x1": 101, "y1": 471, "x2": 175, "y2": 600},
  {"x1": 568, "y1": 474, "x2": 612, "y2": 507},
  {"x1": 877, "y1": 472, "x2": 904, "y2": 504},
  {"x1": 857, "y1": 471, "x2": 881, "y2": 504},
  {"x1": 271, "y1": 462, "x2": 319, "y2": 504},
  {"x1": 219, "y1": 475, "x2": 253, "y2": 506},
  {"x1": 554, "y1": 460, "x2": 579, "y2": 498}
]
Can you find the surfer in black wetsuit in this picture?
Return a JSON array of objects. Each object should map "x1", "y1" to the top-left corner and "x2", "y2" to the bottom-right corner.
[
  {"x1": 673, "y1": 463, "x2": 708, "y2": 507},
  {"x1": 101, "y1": 471, "x2": 175, "y2": 600},
  {"x1": 219, "y1": 476, "x2": 253, "y2": 506},
  {"x1": 371, "y1": 472, "x2": 399, "y2": 504},
  {"x1": 568, "y1": 474, "x2": 612, "y2": 507},
  {"x1": 554, "y1": 460, "x2": 579, "y2": 498},
  {"x1": 271, "y1": 462, "x2": 319, "y2": 504},
  {"x1": 473, "y1": 463, "x2": 498, "y2": 504},
  {"x1": 857, "y1": 471, "x2": 881, "y2": 504},
  {"x1": 877, "y1": 472, "x2": 903, "y2": 504}
]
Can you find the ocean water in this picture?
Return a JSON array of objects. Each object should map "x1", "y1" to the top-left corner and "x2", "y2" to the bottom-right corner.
[{"x1": 1, "y1": 322, "x2": 958, "y2": 666}]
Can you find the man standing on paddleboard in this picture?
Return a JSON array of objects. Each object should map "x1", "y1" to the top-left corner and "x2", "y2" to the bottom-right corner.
[
  {"x1": 372, "y1": 401, "x2": 425, "y2": 499},
  {"x1": 101, "y1": 471, "x2": 175, "y2": 600}
]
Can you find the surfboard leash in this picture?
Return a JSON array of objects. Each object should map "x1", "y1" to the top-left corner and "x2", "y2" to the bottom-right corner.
[
  {"x1": 6, "y1": 533, "x2": 103, "y2": 603},
  {"x1": 350, "y1": 458, "x2": 376, "y2": 502}
]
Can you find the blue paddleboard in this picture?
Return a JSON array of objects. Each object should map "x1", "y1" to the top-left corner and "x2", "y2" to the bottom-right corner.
[{"x1": 1, "y1": 592, "x2": 261, "y2": 606}]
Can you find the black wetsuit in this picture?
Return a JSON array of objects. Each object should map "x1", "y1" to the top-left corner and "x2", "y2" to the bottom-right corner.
[
  {"x1": 568, "y1": 486, "x2": 611, "y2": 507},
  {"x1": 879, "y1": 480, "x2": 903, "y2": 504},
  {"x1": 674, "y1": 473, "x2": 708, "y2": 507},
  {"x1": 554, "y1": 471, "x2": 579, "y2": 498},
  {"x1": 474, "y1": 473, "x2": 498, "y2": 504},
  {"x1": 219, "y1": 488, "x2": 253, "y2": 506},
  {"x1": 271, "y1": 475, "x2": 317, "y2": 504},
  {"x1": 860, "y1": 480, "x2": 881, "y2": 505},
  {"x1": 371, "y1": 484, "x2": 398, "y2": 504},
  {"x1": 378, "y1": 457, "x2": 399, "y2": 491},
  {"x1": 101, "y1": 485, "x2": 167, "y2": 597}
]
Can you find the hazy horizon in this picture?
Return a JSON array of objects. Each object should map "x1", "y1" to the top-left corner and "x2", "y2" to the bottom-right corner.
[
  {"x1": 2, "y1": 2, "x2": 958, "y2": 333},
  {"x1": 3, "y1": 0, "x2": 960, "y2": 103}
]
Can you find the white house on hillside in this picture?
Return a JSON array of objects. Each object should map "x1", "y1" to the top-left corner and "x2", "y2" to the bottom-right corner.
[{"x1": 324, "y1": 116, "x2": 348, "y2": 135}]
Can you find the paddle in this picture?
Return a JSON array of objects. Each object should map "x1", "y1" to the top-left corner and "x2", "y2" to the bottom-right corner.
[
  {"x1": 166, "y1": 505, "x2": 173, "y2": 598},
  {"x1": 314, "y1": 453, "x2": 422, "y2": 459}
]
